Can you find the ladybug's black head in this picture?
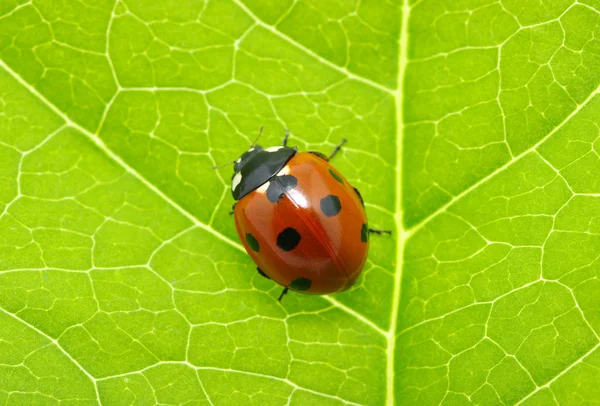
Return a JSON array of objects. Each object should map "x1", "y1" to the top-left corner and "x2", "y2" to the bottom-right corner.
[
  {"x1": 233, "y1": 146, "x2": 264, "y2": 173},
  {"x1": 231, "y1": 145, "x2": 297, "y2": 201}
]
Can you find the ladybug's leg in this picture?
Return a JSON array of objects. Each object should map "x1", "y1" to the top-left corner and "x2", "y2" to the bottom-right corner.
[
  {"x1": 277, "y1": 287, "x2": 289, "y2": 301},
  {"x1": 351, "y1": 185, "x2": 391, "y2": 235},
  {"x1": 282, "y1": 130, "x2": 290, "y2": 147},
  {"x1": 257, "y1": 267, "x2": 270, "y2": 280},
  {"x1": 308, "y1": 139, "x2": 347, "y2": 162},
  {"x1": 328, "y1": 138, "x2": 347, "y2": 160},
  {"x1": 351, "y1": 186, "x2": 391, "y2": 235},
  {"x1": 308, "y1": 151, "x2": 329, "y2": 161},
  {"x1": 229, "y1": 203, "x2": 236, "y2": 215},
  {"x1": 369, "y1": 228, "x2": 392, "y2": 235}
]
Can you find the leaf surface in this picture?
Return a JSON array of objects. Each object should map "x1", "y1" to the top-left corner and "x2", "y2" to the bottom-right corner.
[{"x1": 0, "y1": 0, "x2": 599, "y2": 405}]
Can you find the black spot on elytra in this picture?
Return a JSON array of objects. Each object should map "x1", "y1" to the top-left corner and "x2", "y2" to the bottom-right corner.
[
  {"x1": 266, "y1": 175, "x2": 298, "y2": 203},
  {"x1": 353, "y1": 187, "x2": 364, "y2": 207},
  {"x1": 246, "y1": 233, "x2": 260, "y2": 252},
  {"x1": 329, "y1": 169, "x2": 344, "y2": 184},
  {"x1": 320, "y1": 195, "x2": 342, "y2": 217},
  {"x1": 277, "y1": 228, "x2": 301, "y2": 251},
  {"x1": 361, "y1": 224, "x2": 369, "y2": 243},
  {"x1": 290, "y1": 277, "x2": 311, "y2": 291}
]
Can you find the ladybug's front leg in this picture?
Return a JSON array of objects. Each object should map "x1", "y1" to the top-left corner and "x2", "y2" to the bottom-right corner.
[
  {"x1": 328, "y1": 138, "x2": 347, "y2": 160},
  {"x1": 229, "y1": 203, "x2": 236, "y2": 215},
  {"x1": 308, "y1": 138, "x2": 348, "y2": 162}
]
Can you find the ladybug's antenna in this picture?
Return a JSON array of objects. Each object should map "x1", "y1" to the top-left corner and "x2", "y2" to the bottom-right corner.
[
  {"x1": 211, "y1": 160, "x2": 236, "y2": 170},
  {"x1": 250, "y1": 126, "x2": 264, "y2": 147},
  {"x1": 213, "y1": 127, "x2": 264, "y2": 169}
]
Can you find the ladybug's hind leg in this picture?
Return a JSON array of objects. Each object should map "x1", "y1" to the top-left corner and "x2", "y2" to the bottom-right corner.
[
  {"x1": 256, "y1": 268, "x2": 288, "y2": 301},
  {"x1": 277, "y1": 287, "x2": 289, "y2": 301},
  {"x1": 257, "y1": 267, "x2": 270, "y2": 280},
  {"x1": 258, "y1": 268, "x2": 290, "y2": 302}
]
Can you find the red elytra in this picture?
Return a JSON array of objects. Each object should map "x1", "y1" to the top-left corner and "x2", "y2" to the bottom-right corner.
[
  {"x1": 234, "y1": 151, "x2": 369, "y2": 295},
  {"x1": 226, "y1": 135, "x2": 387, "y2": 300}
]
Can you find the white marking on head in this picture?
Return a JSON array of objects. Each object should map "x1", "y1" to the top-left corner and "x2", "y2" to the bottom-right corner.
[
  {"x1": 265, "y1": 146, "x2": 283, "y2": 152},
  {"x1": 236, "y1": 158, "x2": 241, "y2": 164},
  {"x1": 248, "y1": 147, "x2": 255, "y2": 152},
  {"x1": 256, "y1": 181, "x2": 270, "y2": 194},
  {"x1": 276, "y1": 166, "x2": 291, "y2": 176},
  {"x1": 232, "y1": 172, "x2": 242, "y2": 191}
]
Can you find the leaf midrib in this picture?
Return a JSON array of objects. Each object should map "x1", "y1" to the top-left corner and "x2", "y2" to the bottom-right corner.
[{"x1": 386, "y1": 0, "x2": 410, "y2": 403}]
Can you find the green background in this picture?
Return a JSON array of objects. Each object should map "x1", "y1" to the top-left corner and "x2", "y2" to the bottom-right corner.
[{"x1": 0, "y1": 0, "x2": 599, "y2": 404}]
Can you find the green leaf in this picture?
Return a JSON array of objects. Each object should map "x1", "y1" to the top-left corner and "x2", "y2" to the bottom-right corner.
[{"x1": 0, "y1": 0, "x2": 599, "y2": 405}]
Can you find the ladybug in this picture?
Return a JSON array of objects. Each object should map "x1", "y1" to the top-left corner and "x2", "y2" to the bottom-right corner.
[{"x1": 224, "y1": 130, "x2": 390, "y2": 301}]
